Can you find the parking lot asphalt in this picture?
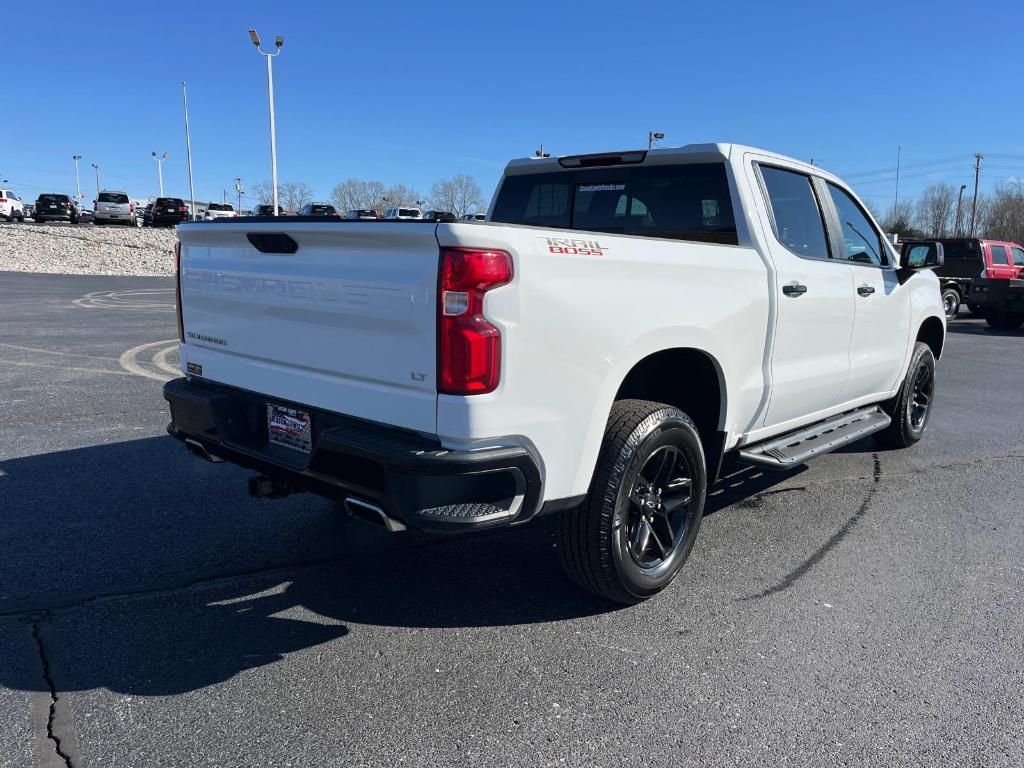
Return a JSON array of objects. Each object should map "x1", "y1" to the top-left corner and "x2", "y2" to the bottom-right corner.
[{"x1": 1, "y1": 271, "x2": 1022, "y2": 768}]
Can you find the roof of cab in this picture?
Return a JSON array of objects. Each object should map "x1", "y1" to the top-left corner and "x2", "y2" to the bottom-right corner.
[{"x1": 503, "y1": 143, "x2": 844, "y2": 185}]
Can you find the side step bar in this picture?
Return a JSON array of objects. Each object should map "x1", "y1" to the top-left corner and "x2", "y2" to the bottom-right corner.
[{"x1": 738, "y1": 406, "x2": 891, "y2": 470}]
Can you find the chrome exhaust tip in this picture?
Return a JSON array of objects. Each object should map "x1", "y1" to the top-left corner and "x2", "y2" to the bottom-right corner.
[{"x1": 344, "y1": 497, "x2": 406, "y2": 533}]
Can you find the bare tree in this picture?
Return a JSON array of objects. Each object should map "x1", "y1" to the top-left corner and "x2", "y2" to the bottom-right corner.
[
  {"x1": 250, "y1": 180, "x2": 313, "y2": 212},
  {"x1": 330, "y1": 179, "x2": 387, "y2": 213},
  {"x1": 963, "y1": 192, "x2": 992, "y2": 237},
  {"x1": 982, "y1": 182, "x2": 1024, "y2": 243},
  {"x1": 429, "y1": 175, "x2": 483, "y2": 217},
  {"x1": 381, "y1": 184, "x2": 423, "y2": 212},
  {"x1": 881, "y1": 201, "x2": 919, "y2": 239},
  {"x1": 279, "y1": 182, "x2": 314, "y2": 212},
  {"x1": 915, "y1": 183, "x2": 957, "y2": 237},
  {"x1": 252, "y1": 181, "x2": 274, "y2": 205}
]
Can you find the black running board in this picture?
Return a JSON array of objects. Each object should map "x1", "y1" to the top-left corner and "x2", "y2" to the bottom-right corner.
[{"x1": 738, "y1": 406, "x2": 891, "y2": 470}]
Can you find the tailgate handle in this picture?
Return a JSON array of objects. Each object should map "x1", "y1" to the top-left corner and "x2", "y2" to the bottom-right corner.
[{"x1": 247, "y1": 233, "x2": 298, "y2": 254}]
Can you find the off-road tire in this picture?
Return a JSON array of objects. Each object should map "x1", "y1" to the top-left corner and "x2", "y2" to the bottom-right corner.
[
  {"x1": 878, "y1": 342, "x2": 935, "y2": 449},
  {"x1": 558, "y1": 399, "x2": 706, "y2": 604}
]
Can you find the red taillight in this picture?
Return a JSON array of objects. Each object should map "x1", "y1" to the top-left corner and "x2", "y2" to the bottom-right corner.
[
  {"x1": 175, "y1": 242, "x2": 184, "y2": 343},
  {"x1": 438, "y1": 248, "x2": 512, "y2": 395}
]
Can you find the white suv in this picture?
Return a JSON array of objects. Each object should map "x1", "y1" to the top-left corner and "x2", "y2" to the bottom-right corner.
[
  {"x1": 94, "y1": 191, "x2": 136, "y2": 226},
  {"x1": 0, "y1": 189, "x2": 26, "y2": 222},
  {"x1": 381, "y1": 207, "x2": 422, "y2": 220}
]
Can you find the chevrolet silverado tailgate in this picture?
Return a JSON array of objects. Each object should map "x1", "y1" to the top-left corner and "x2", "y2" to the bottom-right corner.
[{"x1": 176, "y1": 221, "x2": 440, "y2": 435}]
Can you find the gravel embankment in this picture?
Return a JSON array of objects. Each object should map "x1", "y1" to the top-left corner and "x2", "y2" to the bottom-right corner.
[{"x1": 0, "y1": 223, "x2": 178, "y2": 276}]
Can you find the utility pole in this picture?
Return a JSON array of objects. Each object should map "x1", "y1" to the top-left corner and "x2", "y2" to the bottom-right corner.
[
  {"x1": 953, "y1": 184, "x2": 967, "y2": 237},
  {"x1": 894, "y1": 145, "x2": 901, "y2": 217},
  {"x1": 969, "y1": 153, "x2": 983, "y2": 237},
  {"x1": 90, "y1": 163, "x2": 101, "y2": 198},
  {"x1": 72, "y1": 155, "x2": 82, "y2": 203}
]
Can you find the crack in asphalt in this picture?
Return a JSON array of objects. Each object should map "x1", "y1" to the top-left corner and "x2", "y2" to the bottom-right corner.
[
  {"x1": 740, "y1": 453, "x2": 884, "y2": 601},
  {"x1": 32, "y1": 616, "x2": 75, "y2": 768}
]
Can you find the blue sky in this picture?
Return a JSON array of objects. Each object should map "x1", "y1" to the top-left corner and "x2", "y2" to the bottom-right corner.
[{"x1": 3, "y1": 0, "x2": 1023, "y2": 210}]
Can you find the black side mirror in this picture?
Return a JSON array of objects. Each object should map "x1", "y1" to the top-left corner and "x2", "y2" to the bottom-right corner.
[{"x1": 900, "y1": 241, "x2": 944, "y2": 270}]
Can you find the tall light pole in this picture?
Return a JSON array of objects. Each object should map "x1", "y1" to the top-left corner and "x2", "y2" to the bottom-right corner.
[
  {"x1": 953, "y1": 184, "x2": 967, "y2": 237},
  {"x1": 90, "y1": 163, "x2": 101, "y2": 199},
  {"x1": 235, "y1": 177, "x2": 243, "y2": 214},
  {"x1": 249, "y1": 29, "x2": 284, "y2": 216},
  {"x1": 151, "y1": 151, "x2": 168, "y2": 197},
  {"x1": 182, "y1": 82, "x2": 196, "y2": 221},
  {"x1": 648, "y1": 131, "x2": 664, "y2": 150},
  {"x1": 72, "y1": 155, "x2": 82, "y2": 203}
]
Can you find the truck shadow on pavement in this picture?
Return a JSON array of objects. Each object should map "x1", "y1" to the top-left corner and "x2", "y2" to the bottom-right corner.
[{"x1": 0, "y1": 433, "x2": 807, "y2": 696}]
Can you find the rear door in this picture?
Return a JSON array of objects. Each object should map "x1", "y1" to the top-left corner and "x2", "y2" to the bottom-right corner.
[
  {"x1": 987, "y1": 243, "x2": 1015, "y2": 279},
  {"x1": 822, "y1": 182, "x2": 909, "y2": 400},
  {"x1": 177, "y1": 221, "x2": 441, "y2": 434},
  {"x1": 752, "y1": 162, "x2": 855, "y2": 428}
]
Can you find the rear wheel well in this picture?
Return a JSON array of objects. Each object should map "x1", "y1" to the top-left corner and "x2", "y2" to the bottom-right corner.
[
  {"x1": 917, "y1": 316, "x2": 945, "y2": 359},
  {"x1": 614, "y1": 348, "x2": 726, "y2": 479}
]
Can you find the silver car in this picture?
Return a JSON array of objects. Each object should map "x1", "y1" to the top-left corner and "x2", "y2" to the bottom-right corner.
[{"x1": 94, "y1": 191, "x2": 137, "y2": 226}]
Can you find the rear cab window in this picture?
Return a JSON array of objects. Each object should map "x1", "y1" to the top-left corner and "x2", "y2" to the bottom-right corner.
[{"x1": 490, "y1": 162, "x2": 738, "y2": 245}]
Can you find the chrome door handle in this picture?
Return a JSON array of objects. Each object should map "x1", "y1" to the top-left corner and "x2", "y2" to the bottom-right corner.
[
  {"x1": 782, "y1": 283, "x2": 808, "y2": 296},
  {"x1": 857, "y1": 285, "x2": 875, "y2": 296}
]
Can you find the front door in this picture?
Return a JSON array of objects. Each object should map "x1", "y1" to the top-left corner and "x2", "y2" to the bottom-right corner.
[
  {"x1": 752, "y1": 162, "x2": 856, "y2": 429},
  {"x1": 821, "y1": 182, "x2": 910, "y2": 400}
]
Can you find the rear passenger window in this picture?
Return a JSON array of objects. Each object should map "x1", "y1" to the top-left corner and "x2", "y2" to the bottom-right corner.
[
  {"x1": 990, "y1": 245, "x2": 1009, "y2": 265},
  {"x1": 759, "y1": 166, "x2": 831, "y2": 260},
  {"x1": 827, "y1": 183, "x2": 886, "y2": 266}
]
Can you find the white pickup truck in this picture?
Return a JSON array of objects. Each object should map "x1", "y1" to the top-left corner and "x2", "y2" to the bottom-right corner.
[{"x1": 164, "y1": 143, "x2": 946, "y2": 604}]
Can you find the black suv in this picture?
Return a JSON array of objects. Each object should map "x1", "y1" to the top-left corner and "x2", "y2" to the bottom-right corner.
[
  {"x1": 298, "y1": 202, "x2": 339, "y2": 217},
  {"x1": 150, "y1": 197, "x2": 189, "y2": 227},
  {"x1": 33, "y1": 194, "x2": 78, "y2": 224},
  {"x1": 422, "y1": 210, "x2": 457, "y2": 222}
]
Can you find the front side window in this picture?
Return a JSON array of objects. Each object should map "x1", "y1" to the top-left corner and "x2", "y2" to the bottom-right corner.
[
  {"x1": 827, "y1": 183, "x2": 885, "y2": 266},
  {"x1": 491, "y1": 163, "x2": 737, "y2": 245},
  {"x1": 1010, "y1": 247, "x2": 1024, "y2": 266},
  {"x1": 759, "y1": 166, "x2": 831, "y2": 259},
  {"x1": 990, "y1": 245, "x2": 1009, "y2": 265}
]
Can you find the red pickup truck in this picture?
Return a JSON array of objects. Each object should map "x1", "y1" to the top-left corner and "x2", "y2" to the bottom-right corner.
[{"x1": 930, "y1": 238, "x2": 1024, "y2": 317}]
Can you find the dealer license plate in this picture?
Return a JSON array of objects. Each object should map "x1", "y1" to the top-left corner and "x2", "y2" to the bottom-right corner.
[{"x1": 266, "y1": 404, "x2": 312, "y2": 453}]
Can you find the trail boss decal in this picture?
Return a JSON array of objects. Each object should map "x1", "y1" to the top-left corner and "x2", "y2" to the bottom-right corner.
[{"x1": 540, "y1": 237, "x2": 608, "y2": 257}]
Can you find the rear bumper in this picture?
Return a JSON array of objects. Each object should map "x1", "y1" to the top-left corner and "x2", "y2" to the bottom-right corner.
[
  {"x1": 968, "y1": 280, "x2": 1024, "y2": 312},
  {"x1": 163, "y1": 377, "x2": 544, "y2": 532}
]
